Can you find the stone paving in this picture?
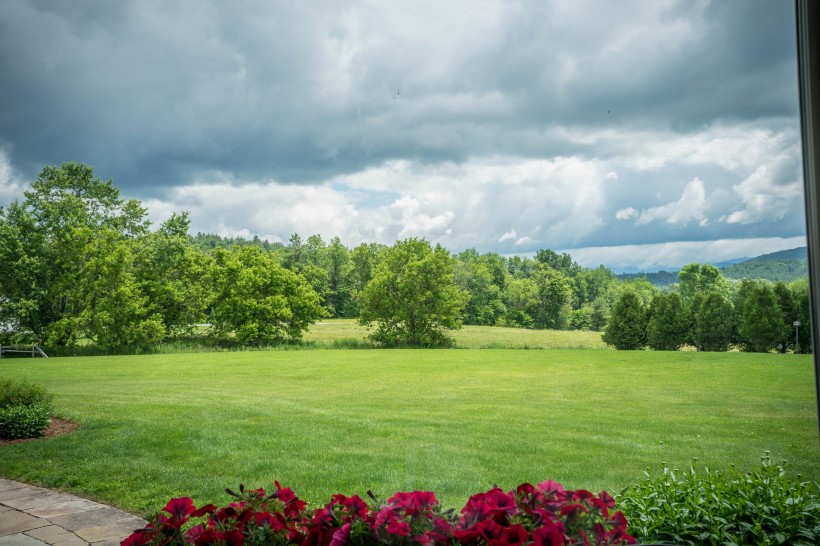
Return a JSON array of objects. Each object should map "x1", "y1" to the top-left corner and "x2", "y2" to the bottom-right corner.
[{"x1": 0, "y1": 479, "x2": 145, "y2": 546}]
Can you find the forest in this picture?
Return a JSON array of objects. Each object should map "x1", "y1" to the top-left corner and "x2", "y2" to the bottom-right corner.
[{"x1": 0, "y1": 163, "x2": 811, "y2": 353}]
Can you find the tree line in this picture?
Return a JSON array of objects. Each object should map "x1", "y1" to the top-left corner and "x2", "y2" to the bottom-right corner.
[
  {"x1": 603, "y1": 264, "x2": 812, "y2": 353},
  {"x1": 0, "y1": 163, "x2": 811, "y2": 352}
]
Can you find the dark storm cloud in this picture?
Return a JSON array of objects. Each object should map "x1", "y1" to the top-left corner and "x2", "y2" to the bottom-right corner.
[
  {"x1": 0, "y1": 0, "x2": 798, "y2": 193},
  {"x1": 0, "y1": 1, "x2": 806, "y2": 269}
]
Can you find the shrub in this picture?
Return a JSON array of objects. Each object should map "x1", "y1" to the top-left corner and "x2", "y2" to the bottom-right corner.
[
  {"x1": 0, "y1": 404, "x2": 51, "y2": 439},
  {"x1": 123, "y1": 481, "x2": 635, "y2": 546},
  {"x1": 618, "y1": 455, "x2": 820, "y2": 546},
  {"x1": 0, "y1": 379, "x2": 53, "y2": 439},
  {"x1": 0, "y1": 378, "x2": 54, "y2": 410}
]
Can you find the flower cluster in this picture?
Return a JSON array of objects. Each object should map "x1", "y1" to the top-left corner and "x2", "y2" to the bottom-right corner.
[{"x1": 123, "y1": 481, "x2": 634, "y2": 546}]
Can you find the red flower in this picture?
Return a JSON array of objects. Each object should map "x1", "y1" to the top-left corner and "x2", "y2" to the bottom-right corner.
[
  {"x1": 120, "y1": 531, "x2": 148, "y2": 546},
  {"x1": 559, "y1": 503, "x2": 588, "y2": 519},
  {"x1": 162, "y1": 497, "x2": 197, "y2": 528},
  {"x1": 388, "y1": 491, "x2": 439, "y2": 516},
  {"x1": 387, "y1": 518, "x2": 410, "y2": 536},
  {"x1": 531, "y1": 523, "x2": 567, "y2": 546},
  {"x1": 329, "y1": 522, "x2": 351, "y2": 546},
  {"x1": 487, "y1": 524, "x2": 529, "y2": 546},
  {"x1": 272, "y1": 482, "x2": 307, "y2": 516},
  {"x1": 536, "y1": 481, "x2": 565, "y2": 497},
  {"x1": 331, "y1": 494, "x2": 369, "y2": 520}
]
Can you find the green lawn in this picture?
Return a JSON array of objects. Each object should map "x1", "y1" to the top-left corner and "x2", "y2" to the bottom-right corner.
[
  {"x1": 304, "y1": 320, "x2": 610, "y2": 349},
  {"x1": 0, "y1": 350, "x2": 816, "y2": 518}
]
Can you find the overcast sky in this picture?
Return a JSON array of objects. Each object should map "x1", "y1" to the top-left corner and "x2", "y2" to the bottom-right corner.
[{"x1": 0, "y1": 0, "x2": 806, "y2": 272}]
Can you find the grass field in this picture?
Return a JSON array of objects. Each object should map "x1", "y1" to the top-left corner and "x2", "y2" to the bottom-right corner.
[
  {"x1": 304, "y1": 320, "x2": 610, "y2": 349},
  {"x1": 0, "y1": 349, "x2": 816, "y2": 518}
]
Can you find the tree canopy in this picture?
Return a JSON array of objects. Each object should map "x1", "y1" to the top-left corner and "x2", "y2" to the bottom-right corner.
[{"x1": 357, "y1": 238, "x2": 468, "y2": 347}]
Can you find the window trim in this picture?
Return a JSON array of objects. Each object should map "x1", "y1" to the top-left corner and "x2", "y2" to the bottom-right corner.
[{"x1": 795, "y1": 0, "x2": 820, "y2": 446}]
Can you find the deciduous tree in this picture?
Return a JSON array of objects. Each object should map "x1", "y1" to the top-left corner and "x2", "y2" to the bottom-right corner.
[
  {"x1": 210, "y1": 246, "x2": 324, "y2": 345},
  {"x1": 357, "y1": 238, "x2": 468, "y2": 347}
]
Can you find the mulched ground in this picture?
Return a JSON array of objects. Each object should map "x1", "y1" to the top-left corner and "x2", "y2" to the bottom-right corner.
[{"x1": 0, "y1": 417, "x2": 80, "y2": 447}]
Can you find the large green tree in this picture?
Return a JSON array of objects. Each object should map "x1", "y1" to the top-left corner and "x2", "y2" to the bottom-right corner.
[
  {"x1": 602, "y1": 291, "x2": 647, "y2": 350},
  {"x1": 46, "y1": 227, "x2": 164, "y2": 349},
  {"x1": 210, "y1": 246, "x2": 324, "y2": 345},
  {"x1": 501, "y1": 277, "x2": 538, "y2": 328},
  {"x1": 676, "y1": 263, "x2": 729, "y2": 303},
  {"x1": 530, "y1": 264, "x2": 573, "y2": 330},
  {"x1": 646, "y1": 292, "x2": 688, "y2": 351},
  {"x1": 0, "y1": 162, "x2": 149, "y2": 343},
  {"x1": 690, "y1": 292, "x2": 734, "y2": 352},
  {"x1": 736, "y1": 281, "x2": 786, "y2": 352},
  {"x1": 136, "y1": 212, "x2": 213, "y2": 338},
  {"x1": 357, "y1": 238, "x2": 468, "y2": 347},
  {"x1": 455, "y1": 252, "x2": 505, "y2": 326}
]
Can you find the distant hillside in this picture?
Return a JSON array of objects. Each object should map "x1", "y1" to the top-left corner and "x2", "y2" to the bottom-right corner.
[
  {"x1": 617, "y1": 247, "x2": 809, "y2": 287},
  {"x1": 743, "y1": 246, "x2": 807, "y2": 263},
  {"x1": 616, "y1": 270, "x2": 678, "y2": 289},
  {"x1": 720, "y1": 247, "x2": 807, "y2": 282}
]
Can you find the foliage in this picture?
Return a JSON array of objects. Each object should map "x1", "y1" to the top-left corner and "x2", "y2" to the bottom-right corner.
[
  {"x1": 137, "y1": 213, "x2": 214, "y2": 338},
  {"x1": 501, "y1": 277, "x2": 538, "y2": 329},
  {"x1": 124, "y1": 481, "x2": 634, "y2": 546},
  {"x1": 736, "y1": 281, "x2": 787, "y2": 352},
  {"x1": 530, "y1": 265, "x2": 573, "y2": 330},
  {"x1": 689, "y1": 292, "x2": 734, "y2": 352},
  {"x1": 602, "y1": 292, "x2": 647, "y2": 350},
  {"x1": 0, "y1": 162, "x2": 149, "y2": 343},
  {"x1": 0, "y1": 378, "x2": 53, "y2": 439},
  {"x1": 722, "y1": 258, "x2": 808, "y2": 283},
  {"x1": 455, "y1": 251, "x2": 506, "y2": 326},
  {"x1": 0, "y1": 378, "x2": 54, "y2": 410},
  {"x1": 210, "y1": 246, "x2": 325, "y2": 345},
  {"x1": 676, "y1": 263, "x2": 729, "y2": 303},
  {"x1": 645, "y1": 292, "x2": 688, "y2": 351},
  {"x1": 789, "y1": 279, "x2": 813, "y2": 353},
  {"x1": 618, "y1": 456, "x2": 820, "y2": 546},
  {"x1": 357, "y1": 238, "x2": 468, "y2": 347},
  {"x1": 46, "y1": 226, "x2": 165, "y2": 349},
  {"x1": 0, "y1": 162, "x2": 811, "y2": 352},
  {"x1": 615, "y1": 271, "x2": 678, "y2": 290},
  {"x1": 0, "y1": 404, "x2": 51, "y2": 439}
]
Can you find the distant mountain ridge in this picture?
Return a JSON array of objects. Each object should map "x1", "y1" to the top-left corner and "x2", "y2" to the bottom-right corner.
[
  {"x1": 743, "y1": 246, "x2": 807, "y2": 262},
  {"x1": 616, "y1": 246, "x2": 808, "y2": 287}
]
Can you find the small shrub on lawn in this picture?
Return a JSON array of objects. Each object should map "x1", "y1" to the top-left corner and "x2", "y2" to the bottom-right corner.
[
  {"x1": 0, "y1": 404, "x2": 51, "y2": 439},
  {"x1": 0, "y1": 378, "x2": 53, "y2": 410},
  {"x1": 123, "y1": 480, "x2": 635, "y2": 546},
  {"x1": 618, "y1": 455, "x2": 820, "y2": 546},
  {"x1": 0, "y1": 379, "x2": 53, "y2": 439}
]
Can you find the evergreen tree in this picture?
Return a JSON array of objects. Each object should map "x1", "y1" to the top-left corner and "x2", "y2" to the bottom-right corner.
[
  {"x1": 737, "y1": 282, "x2": 787, "y2": 352},
  {"x1": 691, "y1": 292, "x2": 734, "y2": 352},
  {"x1": 646, "y1": 292, "x2": 688, "y2": 350},
  {"x1": 602, "y1": 292, "x2": 647, "y2": 350}
]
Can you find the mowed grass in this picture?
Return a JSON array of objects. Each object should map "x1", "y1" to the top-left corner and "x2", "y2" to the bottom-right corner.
[
  {"x1": 304, "y1": 320, "x2": 609, "y2": 349},
  {"x1": 0, "y1": 350, "x2": 817, "y2": 518}
]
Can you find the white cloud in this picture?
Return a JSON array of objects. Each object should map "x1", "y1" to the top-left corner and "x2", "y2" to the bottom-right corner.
[
  {"x1": 636, "y1": 177, "x2": 707, "y2": 226},
  {"x1": 615, "y1": 207, "x2": 637, "y2": 220},
  {"x1": 498, "y1": 229, "x2": 517, "y2": 242},
  {"x1": 144, "y1": 155, "x2": 611, "y2": 252},
  {"x1": 726, "y1": 163, "x2": 803, "y2": 224},
  {"x1": 618, "y1": 177, "x2": 709, "y2": 227}
]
